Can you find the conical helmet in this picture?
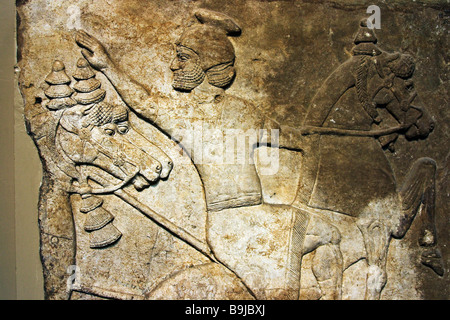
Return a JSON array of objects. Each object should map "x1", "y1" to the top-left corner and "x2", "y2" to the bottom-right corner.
[
  {"x1": 354, "y1": 18, "x2": 378, "y2": 44},
  {"x1": 352, "y1": 19, "x2": 381, "y2": 56}
]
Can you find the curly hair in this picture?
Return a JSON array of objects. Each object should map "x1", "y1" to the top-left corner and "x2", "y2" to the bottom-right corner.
[
  {"x1": 85, "y1": 102, "x2": 128, "y2": 126},
  {"x1": 389, "y1": 54, "x2": 415, "y2": 79}
]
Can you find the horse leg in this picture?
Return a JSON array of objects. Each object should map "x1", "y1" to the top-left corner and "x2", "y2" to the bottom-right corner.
[
  {"x1": 393, "y1": 157, "x2": 443, "y2": 276},
  {"x1": 356, "y1": 219, "x2": 391, "y2": 300},
  {"x1": 302, "y1": 215, "x2": 343, "y2": 300},
  {"x1": 394, "y1": 157, "x2": 436, "y2": 242}
]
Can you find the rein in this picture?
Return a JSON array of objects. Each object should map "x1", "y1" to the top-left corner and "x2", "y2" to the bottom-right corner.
[{"x1": 298, "y1": 124, "x2": 409, "y2": 137}]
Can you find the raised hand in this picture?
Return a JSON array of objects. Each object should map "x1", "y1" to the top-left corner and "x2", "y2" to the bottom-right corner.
[
  {"x1": 75, "y1": 30, "x2": 112, "y2": 71},
  {"x1": 75, "y1": 29, "x2": 160, "y2": 121}
]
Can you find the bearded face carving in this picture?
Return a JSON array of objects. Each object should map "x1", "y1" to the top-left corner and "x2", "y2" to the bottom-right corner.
[
  {"x1": 171, "y1": 46, "x2": 206, "y2": 91},
  {"x1": 170, "y1": 10, "x2": 240, "y2": 91}
]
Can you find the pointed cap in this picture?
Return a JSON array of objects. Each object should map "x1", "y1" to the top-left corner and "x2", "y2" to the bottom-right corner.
[{"x1": 354, "y1": 18, "x2": 378, "y2": 45}]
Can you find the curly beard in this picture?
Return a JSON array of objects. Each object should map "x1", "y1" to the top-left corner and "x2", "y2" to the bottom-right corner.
[{"x1": 172, "y1": 63, "x2": 206, "y2": 91}]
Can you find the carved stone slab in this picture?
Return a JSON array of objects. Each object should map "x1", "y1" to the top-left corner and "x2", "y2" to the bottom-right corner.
[{"x1": 16, "y1": 0, "x2": 449, "y2": 300}]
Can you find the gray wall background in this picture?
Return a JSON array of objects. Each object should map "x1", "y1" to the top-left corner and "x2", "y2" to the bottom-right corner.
[{"x1": 0, "y1": 0, "x2": 44, "y2": 300}]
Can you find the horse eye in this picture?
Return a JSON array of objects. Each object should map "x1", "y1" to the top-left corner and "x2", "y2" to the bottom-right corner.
[
  {"x1": 118, "y1": 126, "x2": 129, "y2": 134},
  {"x1": 104, "y1": 128, "x2": 115, "y2": 136},
  {"x1": 405, "y1": 80, "x2": 414, "y2": 91}
]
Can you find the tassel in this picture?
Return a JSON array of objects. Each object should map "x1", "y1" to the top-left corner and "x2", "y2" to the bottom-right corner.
[
  {"x1": 89, "y1": 223, "x2": 122, "y2": 249},
  {"x1": 80, "y1": 195, "x2": 103, "y2": 213},
  {"x1": 84, "y1": 207, "x2": 114, "y2": 231}
]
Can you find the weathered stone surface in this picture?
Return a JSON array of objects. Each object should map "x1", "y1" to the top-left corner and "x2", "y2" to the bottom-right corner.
[{"x1": 16, "y1": 0, "x2": 449, "y2": 300}]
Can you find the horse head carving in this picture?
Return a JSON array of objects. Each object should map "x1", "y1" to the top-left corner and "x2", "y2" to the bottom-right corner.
[
  {"x1": 56, "y1": 102, "x2": 173, "y2": 194},
  {"x1": 39, "y1": 58, "x2": 174, "y2": 248},
  {"x1": 51, "y1": 101, "x2": 173, "y2": 248}
]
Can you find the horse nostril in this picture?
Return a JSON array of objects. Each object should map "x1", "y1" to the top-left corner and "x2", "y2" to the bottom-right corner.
[
  {"x1": 430, "y1": 122, "x2": 435, "y2": 132},
  {"x1": 155, "y1": 165, "x2": 161, "y2": 173},
  {"x1": 133, "y1": 175, "x2": 150, "y2": 191}
]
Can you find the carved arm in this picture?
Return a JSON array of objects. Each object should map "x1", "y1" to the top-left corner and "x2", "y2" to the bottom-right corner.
[{"x1": 75, "y1": 30, "x2": 162, "y2": 122}]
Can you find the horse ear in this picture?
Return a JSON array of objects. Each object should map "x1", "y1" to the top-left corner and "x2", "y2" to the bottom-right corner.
[
  {"x1": 385, "y1": 52, "x2": 401, "y2": 63},
  {"x1": 194, "y1": 9, "x2": 241, "y2": 36},
  {"x1": 81, "y1": 104, "x2": 95, "y2": 115}
]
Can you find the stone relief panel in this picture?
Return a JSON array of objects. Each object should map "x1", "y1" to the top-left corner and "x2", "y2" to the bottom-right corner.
[{"x1": 16, "y1": 0, "x2": 448, "y2": 300}]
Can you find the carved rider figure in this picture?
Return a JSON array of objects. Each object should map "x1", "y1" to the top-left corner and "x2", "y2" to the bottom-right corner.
[
  {"x1": 76, "y1": 9, "x2": 344, "y2": 299},
  {"x1": 285, "y1": 19, "x2": 442, "y2": 299}
]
